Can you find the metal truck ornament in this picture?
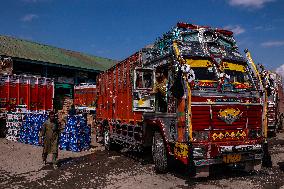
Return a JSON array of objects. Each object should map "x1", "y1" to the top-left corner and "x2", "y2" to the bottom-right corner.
[{"x1": 218, "y1": 108, "x2": 243, "y2": 124}]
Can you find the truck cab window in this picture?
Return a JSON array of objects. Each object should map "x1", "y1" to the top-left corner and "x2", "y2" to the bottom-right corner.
[
  {"x1": 221, "y1": 62, "x2": 254, "y2": 89},
  {"x1": 185, "y1": 59, "x2": 218, "y2": 81},
  {"x1": 192, "y1": 67, "x2": 217, "y2": 81},
  {"x1": 135, "y1": 70, "x2": 154, "y2": 89},
  {"x1": 153, "y1": 68, "x2": 168, "y2": 113}
]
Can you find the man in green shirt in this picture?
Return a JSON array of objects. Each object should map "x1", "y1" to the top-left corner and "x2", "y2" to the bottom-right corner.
[{"x1": 39, "y1": 111, "x2": 60, "y2": 169}]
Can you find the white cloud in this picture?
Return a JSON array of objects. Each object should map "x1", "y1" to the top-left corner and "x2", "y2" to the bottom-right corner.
[
  {"x1": 276, "y1": 65, "x2": 284, "y2": 79},
  {"x1": 21, "y1": 14, "x2": 39, "y2": 22},
  {"x1": 254, "y1": 25, "x2": 275, "y2": 31},
  {"x1": 224, "y1": 25, "x2": 245, "y2": 35},
  {"x1": 261, "y1": 41, "x2": 284, "y2": 47},
  {"x1": 228, "y1": 0, "x2": 275, "y2": 8}
]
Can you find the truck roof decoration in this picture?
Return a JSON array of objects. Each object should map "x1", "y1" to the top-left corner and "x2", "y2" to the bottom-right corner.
[{"x1": 143, "y1": 22, "x2": 245, "y2": 66}]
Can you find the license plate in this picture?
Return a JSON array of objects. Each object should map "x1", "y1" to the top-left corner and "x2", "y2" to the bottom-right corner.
[{"x1": 223, "y1": 154, "x2": 241, "y2": 163}]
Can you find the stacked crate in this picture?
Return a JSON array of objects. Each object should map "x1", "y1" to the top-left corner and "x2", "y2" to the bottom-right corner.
[
  {"x1": 19, "y1": 113, "x2": 48, "y2": 146},
  {"x1": 59, "y1": 115, "x2": 91, "y2": 152},
  {"x1": 5, "y1": 113, "x2": 24, "y2": 141}
]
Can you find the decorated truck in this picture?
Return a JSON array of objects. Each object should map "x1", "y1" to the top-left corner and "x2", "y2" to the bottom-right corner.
[
  {"x1": 96, "y1": 22, "x2": 264, "y2": 177},
  {"x1": 259, "y1": 70, "x2": 283, "y2": 135}
]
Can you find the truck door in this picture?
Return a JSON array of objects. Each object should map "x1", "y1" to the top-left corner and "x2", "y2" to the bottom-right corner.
[{"x1": 133, "y1": 68, "x2": 155, "y2": 112}]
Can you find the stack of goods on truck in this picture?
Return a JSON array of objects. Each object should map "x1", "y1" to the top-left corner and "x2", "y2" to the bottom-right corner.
[
  {"x1": 5, "y1": 112, "x2": 24, "y2": 141},
  {"x1": 0, "y1": 75, "x2": 54, "y2": 111},
  {"x1": 19, "y1": 113, "x2": 48, "y2": 146},
  {"x1": 74, "y1": 84, "x2": 96, "y2": 110},
  {"x1": 59, "y1": 115, "x2": 91, "y2": 152},
  {"x1": 63, "y1": 97, "x2": 74, "y2": 114}
]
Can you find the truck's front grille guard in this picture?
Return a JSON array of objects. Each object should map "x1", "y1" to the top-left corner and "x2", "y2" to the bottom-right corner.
[{"x1": 191, "y1": 103, "x2": 262, "y2": 137}]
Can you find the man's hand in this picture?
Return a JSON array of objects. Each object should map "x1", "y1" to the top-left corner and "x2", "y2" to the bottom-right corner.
[{"x1": 39, "y1": 138, "x2": 42, "y2": 145}]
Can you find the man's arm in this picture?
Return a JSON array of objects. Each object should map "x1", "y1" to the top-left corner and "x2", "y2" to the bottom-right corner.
[{"x1": 39, "y1": 122, "x2": 46, "y2": 144}]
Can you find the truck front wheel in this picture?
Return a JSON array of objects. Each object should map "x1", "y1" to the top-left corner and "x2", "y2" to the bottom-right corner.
[{"x1": 152, "y1": 132, "x2": 168, "y2": 173}]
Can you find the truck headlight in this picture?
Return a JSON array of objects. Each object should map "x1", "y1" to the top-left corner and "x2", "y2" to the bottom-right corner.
[
  {"x1": 248, "y1": 129, "x2": 262, "y2": 139},
  {"x1": 192, "y1": 131, "x2": 209, "y2": 142}
]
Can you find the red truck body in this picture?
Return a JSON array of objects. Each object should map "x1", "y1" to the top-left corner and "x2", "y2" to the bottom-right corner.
[
  {"x1": 96, "y1": 22, "x2": 264, "y2": 177},
  {"x1": 74, "y1": 84, "x2": 97, "y2": 108}
]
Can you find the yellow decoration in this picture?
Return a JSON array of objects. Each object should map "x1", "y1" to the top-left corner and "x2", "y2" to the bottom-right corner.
[
  {"x1": 245, "y1": 49, "x2": 267, "y2": 138},
  {"x1": 225, "y1": 132, "x2": 230, "y2": 137},
  {"x1": 173, "y1": 41, "x2": 193, "y2": 141},
  {"x1": 221, "y1": 62, "x2": 246, "y2": 72},
  {"x1": 174, "y1": 142, "x2": 189, "y2": 158},
  {"x1": 186, "y1": 59, "x2": 213, "y2": 68},
  {"x1": 219, "y1": 108, "x2": 241, "y2": 118},
  {"x1": 138, "y1": 98, "x2": 145, "y2": 106},
  {"x1": 212, "y1": 133, "x2": 218, "y2": 140},
  {"x1": 211, "y1": 131, "x2": 246, "y2": 140},
  {"x1": 219, "y1": 132, "x2": 224, "y2": 139}
]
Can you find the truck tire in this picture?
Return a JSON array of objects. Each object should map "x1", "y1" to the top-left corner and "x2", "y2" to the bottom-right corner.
[{"x1": 152, "y1": 131, "x2": 168, "y2": 173}]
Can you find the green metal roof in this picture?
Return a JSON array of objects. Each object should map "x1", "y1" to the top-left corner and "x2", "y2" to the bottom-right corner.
[{"x1": 0, "y1": 35, "x2": 117, "y2": 71}]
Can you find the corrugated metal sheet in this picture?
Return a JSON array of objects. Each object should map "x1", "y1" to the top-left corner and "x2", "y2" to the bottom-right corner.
[{"x1": 0, "y1": 35, "x2": 117, "y2": 71}]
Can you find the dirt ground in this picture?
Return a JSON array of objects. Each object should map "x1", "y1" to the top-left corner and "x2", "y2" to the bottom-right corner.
[{"x1": 1, "y1": 132, "x2": 284, "y2": 189}]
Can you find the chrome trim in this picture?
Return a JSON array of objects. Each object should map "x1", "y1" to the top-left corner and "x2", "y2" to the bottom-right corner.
[{"x1": 220, "y1": 144, "x2": 262, "y2": 153}]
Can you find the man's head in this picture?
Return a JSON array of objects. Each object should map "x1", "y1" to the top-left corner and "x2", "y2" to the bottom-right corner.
[
  {"x1": 49, "y1": 111, "x2": 55, "y2": 122},
  {"x1": 156, "y1": 67, "x2": 168, "y2": 81}
]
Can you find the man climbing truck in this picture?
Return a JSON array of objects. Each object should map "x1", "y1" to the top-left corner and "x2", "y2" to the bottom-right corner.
[{"x1": 96, "y1": 22, "x2": 264, "y2": 177}]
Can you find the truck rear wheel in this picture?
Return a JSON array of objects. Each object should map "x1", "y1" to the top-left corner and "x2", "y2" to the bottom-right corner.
[{"x1": 152, "y1": 132, "x2": 168, "y2": 173}]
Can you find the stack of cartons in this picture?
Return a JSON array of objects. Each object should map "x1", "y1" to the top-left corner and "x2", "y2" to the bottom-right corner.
[
  {"x1": 59, "y1": 115, "x2": 91, "y2": 152},
  {"x1": 6, "y1": 112, "x2": 24, "y2": 141},
  {"x1": 19, "y1": 113, "x2": 48, "y2": 146}
]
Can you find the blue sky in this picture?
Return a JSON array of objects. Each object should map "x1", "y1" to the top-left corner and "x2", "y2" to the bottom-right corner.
[{"x1": 0, "y1": 0, "x2": 283, "y2": 74}]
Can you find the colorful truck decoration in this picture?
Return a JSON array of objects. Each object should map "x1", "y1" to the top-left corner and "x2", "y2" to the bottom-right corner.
[
  {"x1": 96, "y1": 22, "x2": 264, "y2": 177},
  {"x1": 258, "y1": 67, "x2": 283, "y2": 135}
]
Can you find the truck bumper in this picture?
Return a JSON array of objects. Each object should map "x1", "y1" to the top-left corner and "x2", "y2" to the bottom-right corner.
[
  {"x1": 192, "y1": 144, "x2": 263, "y2": 167},
  {"x1": 193, "y1": 153, "x2": 262, "y2": 167}
]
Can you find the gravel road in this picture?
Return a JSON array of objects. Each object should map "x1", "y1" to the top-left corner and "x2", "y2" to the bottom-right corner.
[{"x1": 1, "y1": 132, "x2": 284, "y2": 189}]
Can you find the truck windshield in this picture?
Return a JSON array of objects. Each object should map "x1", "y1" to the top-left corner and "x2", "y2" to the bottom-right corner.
[
  {"x1": 222, "y1": 62, "x2": 254, "y2": 89},
  {"x1": 224, "y1": 70, "x2": 250, "y2": 83},
  {"x1": 186, "y1": 59, "x2": 218, "y2": 82},
  {"x1": 192, "y1": 67, "x2": 218, "y2": 81}
]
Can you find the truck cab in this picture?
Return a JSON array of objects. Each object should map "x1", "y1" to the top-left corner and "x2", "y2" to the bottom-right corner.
[{"x1": 96, "y1": 22, "x2": 264, "y2": 177}]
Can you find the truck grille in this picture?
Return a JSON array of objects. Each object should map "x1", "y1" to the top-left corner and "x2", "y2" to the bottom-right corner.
[
  {"x1": 191, "y1": 104, "x2": 262, "y2": 141},
  {"x1": 191, "y1": 106, "x2": 211, "y2": 130}
]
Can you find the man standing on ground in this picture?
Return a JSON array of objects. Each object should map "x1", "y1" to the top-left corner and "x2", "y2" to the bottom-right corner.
[{"x1": 39, "y1": 111, "x2": 60, "y2": 169}]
